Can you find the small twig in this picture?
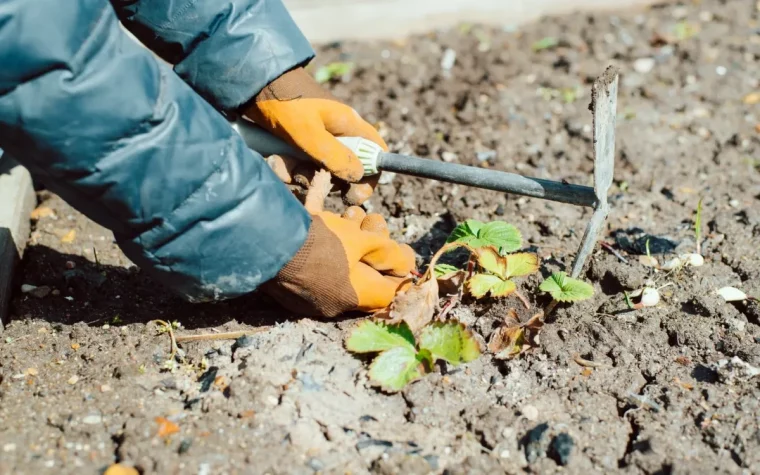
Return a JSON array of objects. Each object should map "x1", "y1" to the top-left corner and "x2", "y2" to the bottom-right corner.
[
  {"x1": 174, "y1": 328, "x2": 271, "y2": 344},
  {"x1": 600, "y1": 241, "x2": 628, "y2": 263},
  {"x1": 438, "y1": 295, "x2": 460, "y2": 320},
  {"x1": 151, "y1": 320, "x2": 179, "y2": 361},
  {"x1": 514, "y1": 290, "x2": 531, "y2": 310},
  {"x1": 573, "y1": 353, "x2": 607, "y2": 368}
]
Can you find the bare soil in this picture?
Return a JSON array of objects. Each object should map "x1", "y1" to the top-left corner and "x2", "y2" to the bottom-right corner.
[{"x1": 2, "y1": 1, "x2": 760, "y2": 474}]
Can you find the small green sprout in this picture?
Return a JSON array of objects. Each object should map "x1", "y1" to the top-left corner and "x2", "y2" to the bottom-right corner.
[
  {"x1": 345, "y1": 320, "x2": 481, "y2": 392},
  {"x1": 314, "y1": 62, "x2": 354, "y2": 84},
  {"x1": 694, "y1": 198, "x2": 703, "y2": 255},
  {"x1": 467, "y1": 247, "x2": 539, "y2": 299},
  {"x1": 532, "y1": 37, "x2": 559, "y2": 51}
]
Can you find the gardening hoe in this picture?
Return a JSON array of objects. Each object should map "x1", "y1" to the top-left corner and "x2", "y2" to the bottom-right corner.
[{"x1": 232, "y1": 67, "x2": 619, "y2": 278}]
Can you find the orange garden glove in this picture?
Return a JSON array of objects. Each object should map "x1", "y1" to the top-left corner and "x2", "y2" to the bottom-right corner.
[
  {"x1": 261, "y1": 207, "x2": 416, "y2": 317},
  {"x1": 242, "y1": 67, "x2": 388, "y2": 206}
]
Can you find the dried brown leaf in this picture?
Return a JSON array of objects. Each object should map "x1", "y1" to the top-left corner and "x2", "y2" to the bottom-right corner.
[
  {"x1": 385, "y1": 278, "x2": 440, "y2": 334},
  {"x1": 488, "y1": 325, "x2": 525, "y2": 360},
  {"x1": 304, "y1": 169, "x2": 333, "y2": 214},
  {"x1": 437, "y1": 270, "x2": 467, "y2": 296}
]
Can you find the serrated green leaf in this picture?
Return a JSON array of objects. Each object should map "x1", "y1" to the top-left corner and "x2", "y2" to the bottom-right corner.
[
  {"x1": 434, "y1": 263, "x2": 461, "y2": 278},
  {"x1": 345, "y1": 320, "x2": 415, "y2": 354},
  {"x1": 446, "y1": 219, "x2": 481, "y2": 244},
  {"x1": 504, "y1": 253, "x2": 540, "y2": 278},
  {"x1": 477, "y1": 247, "x2": 507, "y2": 276},
  {"x1": 539, "y1": 272, "x2": 594, "y2": 302},
  {"x1": 467, "y1": 273, "x2": 505, "y2": 298},
  {"x1": 446, "y1": 220, "x2": 522, "y2": 253},
  {"x1": 419, "y1": 322, "x2": 481, "y2": 366},
  {"x1": 368, "y1": 346, "x2": 424, "y2": 391},
  {"x1": 476, "y1": 222, "x2": 522, "y2": 253}
]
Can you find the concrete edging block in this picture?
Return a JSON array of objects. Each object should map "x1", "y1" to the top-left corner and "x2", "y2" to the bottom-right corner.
[
  {"x1": 282, "y1": 0, "x2": 665, "y2": 42},
  {"x1": 0, "y1": 153, "x2": 36, "y2": 330}
]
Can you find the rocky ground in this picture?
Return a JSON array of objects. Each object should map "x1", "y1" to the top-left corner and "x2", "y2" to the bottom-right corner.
[{"x1": 1, "y1": 0, "x2": 759, "y2": 473}]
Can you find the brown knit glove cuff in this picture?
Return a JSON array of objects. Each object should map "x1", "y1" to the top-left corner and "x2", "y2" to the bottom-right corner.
[{"x1": 261, "y1": 216, "x2": 358, "y2": 317}]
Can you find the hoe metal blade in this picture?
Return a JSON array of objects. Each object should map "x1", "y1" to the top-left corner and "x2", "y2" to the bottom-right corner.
[{"x1": 569, "y1": 66, "x2": 619, "y2": 278}]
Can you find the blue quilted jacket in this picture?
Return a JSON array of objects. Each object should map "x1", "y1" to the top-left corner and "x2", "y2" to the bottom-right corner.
[{"x1": 0, "y1": 0, "x2": 314, "y2": 302}]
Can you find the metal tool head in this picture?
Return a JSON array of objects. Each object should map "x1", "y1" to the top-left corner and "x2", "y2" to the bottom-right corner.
[{"x1": 570, "y1": 66, "x2": 619, "y2": 278}]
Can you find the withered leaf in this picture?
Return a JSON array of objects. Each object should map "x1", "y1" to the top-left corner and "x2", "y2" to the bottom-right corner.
[
  {"x1": 488, "y1": 325, "x2": 525, "y2": 360},
  {"x1": 437, "y1": 269, "x2": 467, "y2": 296},
  {"x1": 385, "y1": 278, "x2": 439, "y2": 335}
]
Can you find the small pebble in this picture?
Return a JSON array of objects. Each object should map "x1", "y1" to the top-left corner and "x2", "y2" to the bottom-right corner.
[
  {"x1": 633, "y1": 58, "x2": 655, "y2": 74},
  {"x1": 716, "y1": 66, "x2": 727, "y2": 76},
  {"x1": 82, "y1": 414, "x2": 102, "y2": 425},
  {"x1": 68, "y1": 375, "x2": 80, "y2": 385},
  {"x1": 440, "y1": 48, "x2": 457, "y2": 72},
  {"x1": 27, "y1": 368, "x2": 38, "y2": 376},
  {"x1": 3, "y1": 443, "x2": 16, "y2": 452},
  {"x1": 100, "y1": 384, "x2": 112, "y2": 393},
  {"x1": 549, "y1": 433, "x2": 574, "y2": 466},
  {"x1": 476, "y1": 150, "x2": 497, "y2": 162},
  {"x1": 729, "y1": 199, "x2": 739, "y2": 208},
  {"x1": 521, "y1": 405, "x2": 539, "y2": 421},
  {"x1": 441, "y1": 151, "x2": 458, "y2": 162}
]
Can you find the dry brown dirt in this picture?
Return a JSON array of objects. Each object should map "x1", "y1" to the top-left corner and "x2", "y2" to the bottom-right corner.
[{"x1": 1, "y1": 1, "x2": 759, "y2": 474}]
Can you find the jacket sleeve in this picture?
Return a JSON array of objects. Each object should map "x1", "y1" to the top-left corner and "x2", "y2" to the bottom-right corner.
[
  {"x1": 111, "y1": 0, "x2": 315, "y2": 111},
  {"x1": 0, "y1": 0, "x2": 311, "y2": 302}
]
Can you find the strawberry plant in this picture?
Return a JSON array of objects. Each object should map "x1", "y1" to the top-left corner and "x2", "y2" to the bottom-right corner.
[
  {"x1": 345, "y1": 320, "x2": 480, "y2": 391},
  {"x1": 467, "y1": 247, "x2": 540, "y2": 298},
  {"x1": 344, "y1": 217, "x2": 598, "y2": 391}
]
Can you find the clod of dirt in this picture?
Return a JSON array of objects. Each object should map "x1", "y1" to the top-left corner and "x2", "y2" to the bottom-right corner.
[
  {"x1": 713, "y1": 356, "x2": 760, "y2": 384},
  {"x1": 548, "y1": 432, "x2": 574, "y2": 466},
  {"x1": 521, "y1": 422, "x2": 550, "y2": 464},
  {"x1": 612, "y1": 229, "x2": 679, "y2": 255},
  {"x1": 198, "y1": 366, "x2": 219, "y2": 392}
]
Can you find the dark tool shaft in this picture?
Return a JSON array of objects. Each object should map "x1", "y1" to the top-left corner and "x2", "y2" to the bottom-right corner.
[{"x1": 377, "y1": 152, "x2": 597, "y2": 208}]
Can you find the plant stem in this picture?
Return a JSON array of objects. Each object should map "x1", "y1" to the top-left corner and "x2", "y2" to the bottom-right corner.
[
  {"x1": 424, "y1": 242, "x2": 478, "y2": 282},
  {"x1": 175, "y1": 328, "x2": 270, "y2": 344},
  {"x1": 600, "y1": 241, "x2": 628, "y2": 263},
  {"x1": 514, "y1": 290, "x2": 531, "y2": 310},
  {"x1": 151, "y1": 320, "x2": 179, "y2": 361}
]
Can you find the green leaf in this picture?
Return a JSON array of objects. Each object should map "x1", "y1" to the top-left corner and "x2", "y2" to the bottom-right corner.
[
  {"x1": 446, "y1": 219, "x2": 482, "y2": 244},
  {"x1": 314, "y1": 62, "x2": 354, "y2": 84},
  {"x1": 532, "y1": 37, "x2": 559, "y2": 51},
  {"x1": 434, "y1": 263, "x2": 461, "y2": 278},
  {"x1": 345, "y1": 320, "x2": 415, "y2": 354},
  {"x1": 467, "y1": 273, "x2": 505, "y2": 298},
  {"x1": 475, "y1": 222, "x2": 522, "y2": 253},
  {"x1": 419, "y1": 322, "x2": 482, "y2": 366},
  {"x1": 368, "y1": 346, "x2": 425, "y2": 391},
  {"x1": 504, "y1": 253, "x2": 540, "y2": 278},
  {"x1": 539, "y1": 272, "x2": 595, "y2": 302},
  {"x1": 447, "y1": 220, "x2": 522, "y2": 253}
]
